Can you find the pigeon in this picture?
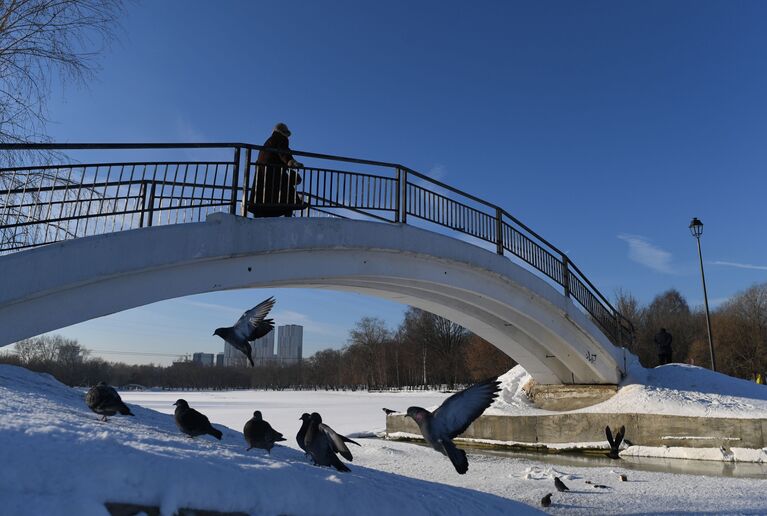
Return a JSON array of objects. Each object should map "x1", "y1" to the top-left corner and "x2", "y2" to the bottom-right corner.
[
  {"x1": 213, "y1": 297, "x2": 276, "y2": 367},
  {"x1": 243, "y1": 410, "x2": 286, "y2": 453},
  {"x1": 382, "y1": 408, "x2": 396, "y2": 415},
  {"x1": 297, "y1": 413, "x2": 311, "y2": 452},
  {"x1": 541, "y1": 493, "x2": 552, "y2": 508},
  {"x1": 304, "y1": 412, "x2": 360, "y2": 472},
  {"x1": 85, "y1": 381, "x2": 134, "y2": 422},
  {"x1": 606, "y1": 425, "x2": 626, "y2": 459},
  {"x1": 619, "y1": 474, "x2": 628, "y2": 482},
  {"x1": 405, "y1": 378, "x2": 501, "y2": 474},
  {"x1": 173, "y1": 399, "x2": 222, "y2": 440},
  {"x1": 554, "y1": 477, "x2": 569, "y2": 492}
]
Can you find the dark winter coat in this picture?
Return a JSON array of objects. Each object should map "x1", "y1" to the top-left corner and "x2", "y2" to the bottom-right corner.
[
  {"x1": 654, "y1": 329, "x2": 673, "y2": 353},
  {"x1": 248, "y1": 132, "x2": 303, "y2": 216}
]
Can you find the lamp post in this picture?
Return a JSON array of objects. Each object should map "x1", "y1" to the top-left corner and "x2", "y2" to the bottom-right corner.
[{"x1": 689, "y1": 217, "x2": 717, "y2": 372}]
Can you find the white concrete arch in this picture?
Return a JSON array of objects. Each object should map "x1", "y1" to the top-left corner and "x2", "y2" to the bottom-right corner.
[{"x1": 0, "y1": 213, "x2": 624, "y2": 384}]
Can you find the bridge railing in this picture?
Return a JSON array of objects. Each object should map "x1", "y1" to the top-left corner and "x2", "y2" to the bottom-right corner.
[{"x1": 0, "y1": 143, "x2": 634, "y2": 346}]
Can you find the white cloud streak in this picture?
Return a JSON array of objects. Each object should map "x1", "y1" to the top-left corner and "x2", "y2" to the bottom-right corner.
[
  {"x1": 617, "y1": 234, "x2": 675, "y2": 274},
  {"x1": 710, "y1": 261, "x2": 767, "y2": 271}
]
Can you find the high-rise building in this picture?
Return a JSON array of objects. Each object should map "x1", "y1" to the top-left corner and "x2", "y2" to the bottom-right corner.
[
  {"x1": 277, "y1": 324, "x2": 303, "y2": 365},
  {"x1": 252, "y1": 332, "x2": 275, "y2": 366},
  {"x1": 192, "y1": 352, "x2": 214, "y2": 367},
  {"x1": 215, "y1": 352, "x2": 224, "y2": 367}
]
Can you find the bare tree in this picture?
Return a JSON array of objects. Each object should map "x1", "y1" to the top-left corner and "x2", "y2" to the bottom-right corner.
[
  {"x1": 0, "y1": 0, "x2": 123, "y2": 147},
  {"x1": 465, "y1": 335, "x2": 516, "y2": 381},
  {"x1": 0, "y1": 0, "x2": 123, "y2": 249},
  {"x1": 348, "y1": 317, "x2": 391, "y2": 388},
  {"x1": 713, "y1": 283, "x2": 767, "y2": 378},
  {"x1": 13, "y1": 334, "x2": 79, "y2": 363}
]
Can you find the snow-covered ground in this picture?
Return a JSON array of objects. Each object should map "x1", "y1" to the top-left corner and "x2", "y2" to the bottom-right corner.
[
  {"x1": 490, "y1": 362, "x2": 767, "y2": 419},
  {"x1": 3, "y1": 363, "x2": 767, "y2": 515},
  {"x1": 0, "y1": 365, "x2": 529, "y2": 516}
]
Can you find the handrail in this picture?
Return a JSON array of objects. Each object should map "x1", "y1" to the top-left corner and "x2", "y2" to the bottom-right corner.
[{"x1": 0, "y1": 142, "x2": 635, "y2": 346}]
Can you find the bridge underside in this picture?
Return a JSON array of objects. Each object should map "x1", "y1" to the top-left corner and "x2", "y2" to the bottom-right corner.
[{"x1": 0, "y1": 214, "x2": 625, "y2": 384}]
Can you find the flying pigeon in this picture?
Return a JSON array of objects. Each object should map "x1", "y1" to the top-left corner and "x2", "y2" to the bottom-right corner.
[
  {"x1": 606, "y1": 425, "x2": 626, "y2": 459},
  {"x1": 297, "y1": 412, "x2": 311, "y2": 452},
  {"x1": 85, "y1": 381, "x2": 134, "y2": 422},
  {"x1": 541, "y1": 493, "x2": 552, "y2": 508},
  {"x1": 304, "y1": 412, "x2": 360, "y2": 472},
  {"x1": 382, "y1": 408, "x2": 396, "y2": 415},
  {"x1": 213, "y1": 297, "x2": 276, "y2": 367},
  {"x1": 405, "y1": 378, "x2": 500, "y2": 474},
  {"x1": 554, "y1": 477, "x2": 569, "y2": 492},
  {"x1": 173, "y1": 399, "x2": 222, "y2": 440},
  {"x1": 243, "y1": 410, "x2": 286, "y2": 453}
]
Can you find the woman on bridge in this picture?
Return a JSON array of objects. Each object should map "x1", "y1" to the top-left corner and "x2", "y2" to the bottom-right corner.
[{"x1": 248, "y1": 122, "x2": 307, "y2": 218}]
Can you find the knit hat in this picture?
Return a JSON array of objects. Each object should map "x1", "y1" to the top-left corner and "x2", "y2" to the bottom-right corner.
[{"x1": 273, "y1": 122, "x2": 291, "y2": 137}]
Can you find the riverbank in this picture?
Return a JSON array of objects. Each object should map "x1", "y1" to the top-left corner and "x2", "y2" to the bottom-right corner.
[{"x1": 385, "y1": 362, "x2": 767, "y2": 462}]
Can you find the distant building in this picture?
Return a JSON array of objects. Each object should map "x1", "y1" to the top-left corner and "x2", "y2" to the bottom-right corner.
[
  {"x1": 277, "y1": 324, "x2": 303, "y2": 365},
  {"x1": 252, "y1": 332, "x2": 275, "y2": 366},
  {"x1": 215, "y1": 352, "x2": 224, "y2": 367},
  {"x1": 192, "y1": 352, "x2": 214, "y2": 367}
]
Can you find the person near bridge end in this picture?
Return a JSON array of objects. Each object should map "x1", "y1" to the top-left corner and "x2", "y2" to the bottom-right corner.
[
  {"x1": 248, "y1": 122, "x2": 306, "y2": 218},
  {"x1": 654, "y1": 328, "x2": 673, "y2": 366}
]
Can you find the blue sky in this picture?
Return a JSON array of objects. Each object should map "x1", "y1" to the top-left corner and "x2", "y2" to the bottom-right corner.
[{"x1": 35, "y1": 1, "x2": 767, "y2": 364}]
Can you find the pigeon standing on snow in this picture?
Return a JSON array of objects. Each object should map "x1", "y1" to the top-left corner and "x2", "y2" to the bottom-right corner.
[
  {"x1": 296, "y1": 413, "x2": 311, "y2": 452},
  {"x1": 541, "y1": 493, "x2": 552, "y2": 508},
  {"x1": 304, "y1": 412, "x2": 361, "y2": 472},
  {"x1": 405, "y1": 378, "x2": 501, "y2": 474},
  {"x1": 243, "y1": 410, "x2": 286, "y2": 453},
  {"x1": 213, "y1": 297, "x2": 276, "y2": 367},
  {"x1": 554, "y1": 477, "x2": 569, "y2": 492},
  {"x1": 606, "y1": 425, "x2": 626, "y2": 459},
  {"x1": 173, "y1": 399, "x2": 223, "y2": 440},
  {"x1": 85, "y1": 381, "x2": 134, "y2": 422}
]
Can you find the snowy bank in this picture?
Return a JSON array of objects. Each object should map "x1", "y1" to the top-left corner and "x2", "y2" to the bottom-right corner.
[
  {"x1": 489, "y1": 362, "x2": 767, "y2": 419},
  {"x1": 0, "y1": 365, "x2": 535, "y2": 516}
]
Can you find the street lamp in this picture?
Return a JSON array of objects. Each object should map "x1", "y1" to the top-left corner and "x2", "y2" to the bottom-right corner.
[{"x1": 689, "y1": 217, "x2": 716, "y2": 372}]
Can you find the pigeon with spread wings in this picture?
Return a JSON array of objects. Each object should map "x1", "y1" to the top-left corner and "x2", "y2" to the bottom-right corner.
[
  {"x1": 213, "y1": 297, "x2": 276, "y2": 367},
  {"x1": 304, "y1": 412, "x2": 360, "y2": 472},
  {"x1": 406, "y1": 378, "x2": 500, "y2": 474}
]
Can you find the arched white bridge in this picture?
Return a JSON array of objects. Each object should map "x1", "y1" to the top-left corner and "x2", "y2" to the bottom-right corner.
[{"x1": 0, "y1": 213, "x2": 626, "y2": 384}]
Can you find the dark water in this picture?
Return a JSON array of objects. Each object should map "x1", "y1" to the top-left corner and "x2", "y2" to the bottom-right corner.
[
  {"x1": 395, "y1": 439, "x2": 767, "y2": 479},
  {"x1": 476, "y1": 447, "x2": 767, "y2": 479}
]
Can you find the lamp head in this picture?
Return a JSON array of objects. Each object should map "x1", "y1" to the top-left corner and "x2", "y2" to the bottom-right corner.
[{"x1": 689, "y1": 217, "x2": 703, "y2": 238}]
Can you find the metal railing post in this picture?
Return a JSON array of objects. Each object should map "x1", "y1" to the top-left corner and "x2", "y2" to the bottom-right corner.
[
  {"x1": 146, "y1": 181, "x2": 156, "y2": 227},
  {"x1": 241, "y1": 148, "x2": 251, "y2": 217},
  {"x1": 562, "y1": 254, "x2": 571, "y2": 298},
  {"x1": 401, "y1": 168, "x2": 408, "y2": 223},
  {"x1": 138, "y1": 181, "x2": 147, "y2": 228},
  {"x1": 230, "y1": 146, "x2": 241, "y2": 215},
  {"x1": 495, "y1": 208, "x2": 504, "y2": 255},
  {"x1": 394, "y1": 168, "x2": 401, "y2": 223}
]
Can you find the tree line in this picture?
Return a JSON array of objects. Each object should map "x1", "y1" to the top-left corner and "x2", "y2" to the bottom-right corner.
[
  {"x1": 0, "y1": 307, "x2": 516, "y2": 390},
  {"x1": 616, "y1": 281, "x2": 767, "y2": 379},
  {"x1": 2, "y1": 282, "x2": 765, "y2": 389}
]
